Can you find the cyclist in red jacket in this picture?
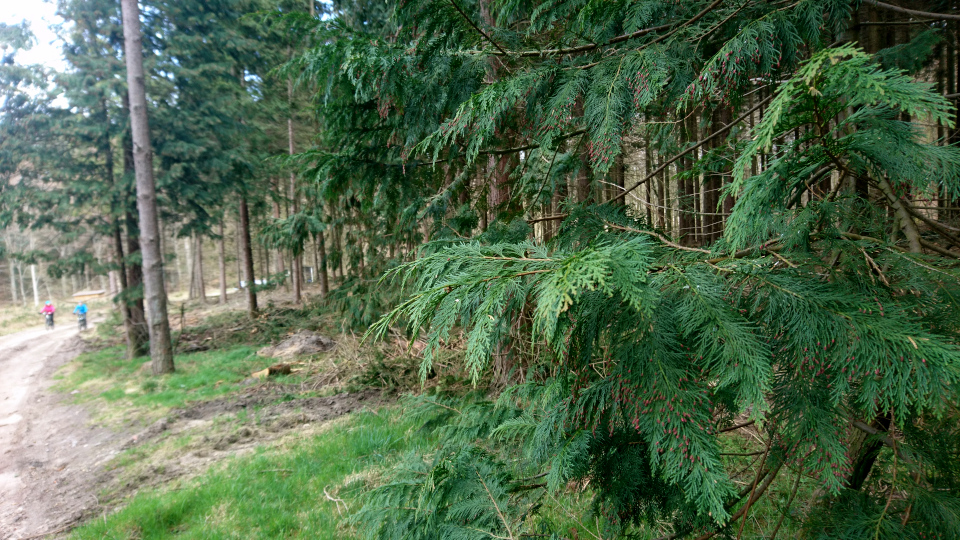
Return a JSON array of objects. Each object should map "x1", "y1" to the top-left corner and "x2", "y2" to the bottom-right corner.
[{"x1": 40, "y1": 301, "x2": 55, "y2": 329}]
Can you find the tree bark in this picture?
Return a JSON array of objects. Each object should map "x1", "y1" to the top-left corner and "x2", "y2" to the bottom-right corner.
[
  {"x1": 125, "y1": 212, "x2": 149, "y2": 359},
  {"x1": 17, "y1": 263, "x2": 26, "y2": 306},
  {"x1": 234, "y1": 218, "x2": 243, "y2": 288},
  {"x1": 112, "y1": 220, "x2": 136, "y2": 358},
  {"x1": 288, "y1": 78, "x2": 302, "y2": 304},
  {"x1": 318, "y1": 230, "x2": 329, "y2": 296},
  {"x1": 238, "y1": 196, "x2": 258, "y2": 317},
  {"x1": 121, "y1": 0, "x2": 174, "y2": 374},
  {"x1": 195, "y1": 234, "x2": 206, "y2": 303},
  {"x1": 271, "y1": 181, "x2": 288, "y2": 290},
  {"x1": 29, "y1": 264, "x2": 39, "y2": 307},
  {"x1": 8, "y1": 256, "x2": 17, "y2": 304},
  {"x1": 218, "y1": 221, "x2": 227, "y2": 304},
  {"x1": 184, "y1": 236, "x2": 194, "y2": 299}
]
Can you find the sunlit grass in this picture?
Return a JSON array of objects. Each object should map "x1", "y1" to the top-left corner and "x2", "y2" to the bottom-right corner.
[
  {"x1": 54, "y1": 345, "x2": 300, "y2": 422},
  {"x1": 69, "y1": 408, "x2": 434, "y2": 540}
]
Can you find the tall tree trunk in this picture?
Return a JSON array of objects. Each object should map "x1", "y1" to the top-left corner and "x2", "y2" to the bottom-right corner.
[
  {"x1": 260, "y1": 241, "x2": 268, "y2": 284},
  {"x1": 572, "y1": 102, "x2": 592, "y2": 204},
  {"x1": 480, "y1": 0, "x2": 512, "y2": 224},
  {"x1": 121, "y1": 0, "x2": 174, "y2": 373},
  {"x1": 218, "y1": 221, "x2": 227, "y2": 305},
  {"x1": 335, "y1": 223, "x2": 344, "y2": 278},
  {"x1": 30, "y1": 264, "x2": 39, "y2": 307},
  {"x1": 195, "y1": 234, "x2": 206, "y2": 303},
  {"x1": 17, "y1": 263, "x2": 26, "y2": 306},
  {"x1": 271, "y1": 181, "x2": 288, "y2": 291},
  {"x1": 680, "y1": 112, "x2": 697, "y2": 245},
  {"x1": 643, "y1": 136, "x2": 653, "y2": 225},
  {"x1": 8, "y1": 259, "x2": 17, "y2": 304},
  {"x1": 174, "y1": 230, "x2": 184, "y2": 292},
  {"x1": 238, "y1": 196, "x2": 258, "y2": 317},
  {"x1": 656, "y1": 154, "x2": 666, "y2": 229},
  {"x1": 184, "y1": 236, "x2": 195, "y2": 299},
  {"x1": 288, "y1": 78, "x2": 302, "y2": 304},
  {"x1": 112, "y1": 220, "x2": 136, "y2": 358},
  {"x1": 719, "y1": 107, "x2": 734, "y2": 233},
  {"x1": 234, "y1": 218, "x2": 243, "y2": 288},
  {"x1": 318, "y1": 230, "x2": 329, "y2": 297},
  {"x1": 125, "y1": 212, "x2": 149, "y2": 359},
  {"x1": 609, "y1": 148, "x2": 625, "y2": 206}
]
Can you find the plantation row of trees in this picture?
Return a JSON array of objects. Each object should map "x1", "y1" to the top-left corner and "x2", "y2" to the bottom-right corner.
[{"x1": 3, "y1": 0, "x2": 960, "y2": 537}]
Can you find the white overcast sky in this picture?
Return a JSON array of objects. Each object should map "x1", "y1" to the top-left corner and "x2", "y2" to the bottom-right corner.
[{"x1": 1, "y1": 0, "x2": 68, "y2": 70}]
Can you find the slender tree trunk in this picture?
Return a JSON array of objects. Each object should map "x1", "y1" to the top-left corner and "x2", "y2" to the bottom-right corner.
[
  {"x1": 121, "y1": 0, "x2": 174, "y2": 373},
  {"x1": 234, "y1": 218, "x2": 243, "y2": 288},
  {"x1": 218, "y1": 221, "x2": 227, "y2": 304},
  {"x1": 238, "y1": 196, "x2": 258, "y2": 317},
  {"x1": 643, "y1": 137, "x2": 653, "y2": 224},
  {"x1": 112, "y1": 220, "x2": 136, "y2": 358},
  {"x1": 184, "y1": 236, "x2": 194, "y2": 299},
  {"x1": 30, "y1": 264, "x2": 39, "y2": 307},
  {"x1": 174, "y1": 230, "x2": 184, "y2": 292},
  {"x1": 335, "y1": 223, "x2": 344, "y2": 278},
  {"x1": 288, "y1": 78, "x2": 302, "y2": 304},
  {"x1": 272, "y1": 185, "x2": 288, "y2": 291},
  {"x1": 663, "y1": 163, "x2": 672, "y2": 236},
  {"x1": 7, "y1": 253, "x2": 17, "y2": 304},
  {"x1": 17, "y1": 264, "x2": 25, "y2": 306},
  {"x1": 318, "y1": 230, "x2": 329, "y2": 296},
  {"x1": 719, "y1": 107, "x2": 734, "y2": 233},
  {"x1": 312, "y1": 235, "x2": 320, "y2": 285},
  {"x1": 260, "y1": 241, "x2": 268, "y2": 284},
  {"x1": 656, "y1": 154, "x2": 666, "y2": 229},
  {"x1": 125, "y1": 212, "x2": 149, "y2": 359},
  {"x1": 195, "y1": 234, "x2": 206, "y2": 303}
]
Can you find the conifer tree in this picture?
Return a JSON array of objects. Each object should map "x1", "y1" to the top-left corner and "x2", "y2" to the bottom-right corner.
[
  {"x1": 285, "y1": 0, "x2": 960, "y2": 537},
  {"x1": 121, "y1": 0, "x2": 174, "y2": 374}
]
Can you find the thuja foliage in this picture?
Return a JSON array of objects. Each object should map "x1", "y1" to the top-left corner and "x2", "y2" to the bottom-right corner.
[{"x1": 357, "y1": 48, "x2": 960, "y2": 538}]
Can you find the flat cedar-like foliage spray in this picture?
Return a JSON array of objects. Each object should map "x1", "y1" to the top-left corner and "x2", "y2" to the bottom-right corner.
[{"x1": 290, "y1": 0, "x2": 960, "y2": 537}]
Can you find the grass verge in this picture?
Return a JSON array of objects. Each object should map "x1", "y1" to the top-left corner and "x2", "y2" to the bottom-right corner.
[
  {"x1": 55, "y1": 345, "x2": 293, "y2": 422},
  {"x1": 69, "y1": 406, "x2": 432, "y2": 539}
]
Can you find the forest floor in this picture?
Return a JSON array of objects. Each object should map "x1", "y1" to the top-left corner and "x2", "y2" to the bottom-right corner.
[{"x1": 0, "y1": 288, "x2": 428, "y2": 539}]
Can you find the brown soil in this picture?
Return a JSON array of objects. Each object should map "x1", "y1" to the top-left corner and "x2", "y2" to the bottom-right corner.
[{"x1": 0, "y1": 322, "x2": 389, "y2": 539}]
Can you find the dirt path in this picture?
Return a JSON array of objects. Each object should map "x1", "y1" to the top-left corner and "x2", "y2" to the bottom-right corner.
[{"x1": 0, "y1": 321, "x2": 112, "y2": 539}]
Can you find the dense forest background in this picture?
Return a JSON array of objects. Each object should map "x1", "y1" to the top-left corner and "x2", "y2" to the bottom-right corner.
[{"x1": 3, "y1": 0, "x2": 960, "y2": 538}]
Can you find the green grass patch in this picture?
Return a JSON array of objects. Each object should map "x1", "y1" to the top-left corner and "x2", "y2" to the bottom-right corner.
[
  {"x1": 69, "y1": 407, "x2": 433, "y2": 539},
  {"x1": 55, "y1": 345, "x2": 293, "y2": 417}
]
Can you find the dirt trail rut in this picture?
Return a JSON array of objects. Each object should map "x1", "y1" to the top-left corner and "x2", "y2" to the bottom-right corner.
[{"x1": 0, "y1": 322, "x2": 112, "y2": 539}]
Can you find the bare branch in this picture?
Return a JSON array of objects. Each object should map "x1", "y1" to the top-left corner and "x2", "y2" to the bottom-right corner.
[
  {"x1": 862, "y1": 0, "x2": 960, "y2": 21},
  {"x1": 614, "y1": 94, "x2": 773, "y2": 202},
  {"x1": 448, "y1": 0, "x2": 509, "y2": 56}
]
